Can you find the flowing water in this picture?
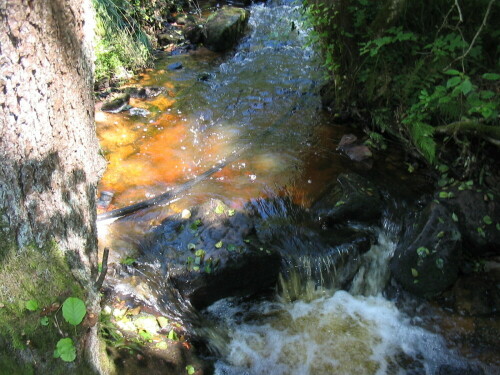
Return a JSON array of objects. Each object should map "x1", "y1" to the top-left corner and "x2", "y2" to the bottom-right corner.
[{"x1": 96, "y1": 1, "x2": 497, "y2": 374}]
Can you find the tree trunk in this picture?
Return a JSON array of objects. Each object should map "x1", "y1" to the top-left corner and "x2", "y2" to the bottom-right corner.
[
  {"x1": 0, "y1": 0, "x2": 106, "y2": 372},
  {"x1": 0, "y1": 0, "x2": 104, "y2": 285}
]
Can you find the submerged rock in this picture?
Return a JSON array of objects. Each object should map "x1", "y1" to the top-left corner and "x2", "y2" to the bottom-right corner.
[
  {"x1": 203, "y1": 6, "x2": 250, "y2": 52},
  {"x1": 313, "y1": 173, "x2": 383, "y2": 224},
  {"x1": 101, "y1": 93, "x2": 130, "y2": 113},
  {"x1": 390, "y1": 202, "x2": 462, "y2": 297},
  {"x1": 167, "y1": 62, "x2": 183, "y2": 71},
  {"x1": 125, "y1": 86, "x2": 165, "y2": 99}
]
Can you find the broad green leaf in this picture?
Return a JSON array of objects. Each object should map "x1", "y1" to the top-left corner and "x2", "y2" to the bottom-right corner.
[
  {"x1": 439, "y1": 191, "x2": 449, "y2": 199},
  {"x1": 62, "y1": 297, "x2": 86, "y2": 326},
  {"x1": 227, "y1": 209, "x2": 235, "y2": 217},
  {"x1": 186, "y1": 365, "x2": 196, "y2": 375},
  {"x1": 446, "y1": 76, "x2": 461, "y2": 88},
  {"x1": 227, "y1": 244, "x2": 236, "y2": 252},
  {"x1": 444, "y1": 69, "x2": 460, "y2": 75},
  {"x1": 411, "y1": 268, "x2": 419, "y2": 277},
  {"x1": 26, "y1": 300, "x2": 39, "y2": 311},
  {"x1": 460, "y1": 79, "x2": 473, "y2": 95},
  {"x1": 121, "y1": 257, "x2": 136, "y2": 266},
  {"x1": 54, "y1": 338, "x2": 76, "y2": 362},
  {"x1": 482, "y1": 73, "x2": 500, "y2": 80},
  {"x1": 452, "y1": 213, "x2": 458, "y2": 222},
  {"x1": 40, "y1": 317, "x2": 49, "y2": 326},
  {"x1": 437, "y1": 231, "x2": 445, "y2": 238},
  {"x1": 215, "y1": 204, "x2": 225, "y2": 215},
  {"x1": 483, "y1": 215, "x2": 493, "y2": 225},
  {"x1": 416, "y1": 247, "x2": 430, "y2": 257},
  {"x1": 215, "y1": 241, "x2": 223, "y2": 249},
  {"x1": 139, "y1": 330, "x2": 152, "y2": 341},
  {"x1": 437, "y1": 164, "x2": 449, "y2": 173}
]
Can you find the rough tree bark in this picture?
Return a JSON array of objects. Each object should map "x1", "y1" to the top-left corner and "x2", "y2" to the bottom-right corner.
[{"x1": 0, "y1": 0, "x2": 106, "y2": 372}]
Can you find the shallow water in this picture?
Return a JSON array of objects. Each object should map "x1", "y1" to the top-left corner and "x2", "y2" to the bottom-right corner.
[{"x1": 96, "y1": 1, "x2": 496, "y2": 374}]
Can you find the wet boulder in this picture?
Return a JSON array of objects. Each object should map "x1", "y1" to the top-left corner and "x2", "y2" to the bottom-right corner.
[
  {"x1": 390, "y1": 202, "x2": 462, "y2": 297},
  {"x1": 125, "y1": 86, "x2": 165, "y2": 99},
  {"x1": 313, "y1": 173, "x2": 383, "y2": 224},
  {"x1": 440, "y1": 188, "x2": 500, "y2": 256},
  {"x1": 139, "y1": 200, "x2": 280, "y2": 310},
  {"x1": 203, "y1": 6, "x2": 250, "y2": 52},
  {"x1": 101, "y1": 93, "x2": 130, "y2": 113},
  {"x1": 337, "y1": 134, "x2": 373, "y2": 162}
]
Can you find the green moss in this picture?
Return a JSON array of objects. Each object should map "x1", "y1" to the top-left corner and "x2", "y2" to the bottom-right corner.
[{"x1": 0, "y1": 220, "x2": 94, "y2": 373}]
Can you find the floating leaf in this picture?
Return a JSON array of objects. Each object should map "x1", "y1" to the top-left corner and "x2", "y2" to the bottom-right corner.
[
  {"x1": 451, "y1": 212, "x2": 458, "y2": 222},
  {"x1": 168, "y1": 329, "x2": 178, "y2": 341},
  {"x1": 411, "y1": 268, "x2": 419, "y2": 277},
  {"x1": 435, "y1": 258, "x2": 444, "y2": 270},
  {"x1": 215, "y1": 241, "x2": 223, "y2": 249},
  {"x1": 156, "y1": 341, "x2": 168, "y2": 350},
  {"x1": 62, "y1": 297, "x2": 86, "y2": 326},
  {"x1": 186, "y1": 365, "x2": 196, "y2": 375},
  {"x1": 416, "y1": 247, "x2": 430, "y2": 257},
  {"x1": 40, "y1": 317, "x2": 49, "y2": 326},
  {"x1": 26, "y1": 300, "x2": 39, "y2": 311},
  {"x1": 215, "y1": 204, "x2": 225, "y2": 215},
  {"x1": 483, "y1": 215, "x2": 493, "y2": 225},
  {"x1": 121, "y1": 257, "x2": 136, "y2": 266},
  {"x1": 54, "y1": 338, "x2": 76, "y2": 362},
  {"x1": 139, "y1": 330, "x2": 152, "y2": 341}
]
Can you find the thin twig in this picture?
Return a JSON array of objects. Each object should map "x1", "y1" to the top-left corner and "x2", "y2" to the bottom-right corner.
[
  {"x1": 94, "y1": 248, "x2": 110, "y2": 291},
  {"x1": 446, "y1": 0, "x2": 495, "y2": 70}
]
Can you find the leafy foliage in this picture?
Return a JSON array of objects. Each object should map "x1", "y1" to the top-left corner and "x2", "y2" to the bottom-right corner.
[
  {"x1": 53, "y1": 338, "x2": 76, "y2": 362},
  {"x1": 304, "y1": 0, "x2": 500, "y2": 169}
]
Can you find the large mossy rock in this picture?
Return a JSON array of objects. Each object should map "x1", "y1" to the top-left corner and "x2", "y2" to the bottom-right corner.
[
  {"x1": 440, "y1": 188, "x2": 500, "y2": 256},
  {"x1": 202, "y1": 6, "x2": 250, "y2": 52},
  {"x1": 139, "y1": 200, "x2": 280, "y2": 310},
  {"x1": 390, "y1": 202, "x2": 462, "y2": 297},
  {"x1": 313, "y1": 173, "x2": 383, "y2": 224}
]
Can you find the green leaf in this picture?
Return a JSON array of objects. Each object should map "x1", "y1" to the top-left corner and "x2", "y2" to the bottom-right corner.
[
  {"x1": 215, "y1": 204, "x2": 225, "y2": 215},
  {"x1": 40, "y1": 317, "x2": 50, "y2": 326},
  {"x1": 190, "y1": 219, "x2": 202, "y2": 230},
  {"x1": 452, "y1": 212, "x2": 458, "y2": 222},
  {"x1": 215, "y1": 241, "x2": 223, "y2": 249},
  {"x1": 496, "y1": 223, "x2": 500, "y2": 231},
  {"x1": 227, "y1": 244, "x2": 236, "y2": 252},
  {"x1": 446, "y1": 76, "x2": 461, "y2": 88},
  {"x1": 168, "y1": 329, "x2": 178, "y2": 341},
  {"x1": 62, "y1": 297, "x2": 86, "y2": 326},
  {"x1": 460, "y1": 79, "x2": 473, "y2": 95},
  {"x1": 121, "y1": 257, "x2": 136, "y2": 266},
  {"x1": 227, "y1": 209, "x2": 235, "y2": 216},
  {"x1": 411, "y1": 268, "x2": 419, "y2": 277},
  {"x1": 186, "y1": 365, "x2": 196, "y2": 375},
  {"x1": 54, "y1": 338, "x2": 76, "y2": 362},
  {"x1": 335, "y1": 200, "x2": 346, "y2": 207},
  {"x1": 139, "y1": 330, "x2": 152, "y2": 341},
  {"x1": 437, "y1": 231, "x2": 445, "y2": 238},
  {"x1": 244, "y1": 239, "x2": 251, "y2": 243},
  {"x1": 26, "y1": 300, "x2": 39, "y2": 311},
  {"x1": 482, "y1": 73, "x2": 500, "y2": 80},
  {"x1": 483, "y1": 215, "x2": 493, "y2": 225},
  {"x1": 416, "y1": 247, "x2": 430, "y2": 257},
  {"x1": 187, "y1": 243, "x2": 196, "y2": 251},
  {"x1": 435, "y1": 258, "x2": 444, "y2": 270},
  {"x1": 444, "y1": 69, "x2": 460, "y2": 75}
]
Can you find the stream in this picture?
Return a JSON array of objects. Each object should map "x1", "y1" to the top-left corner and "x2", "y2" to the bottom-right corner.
[{"x1": 95, "y1": 1, "x2": 498, "y2": 374}]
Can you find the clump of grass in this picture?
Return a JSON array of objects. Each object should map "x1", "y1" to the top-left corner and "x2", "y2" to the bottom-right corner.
[{"x1": 93, "y1": 0, "x2": 153, "y2": 81}]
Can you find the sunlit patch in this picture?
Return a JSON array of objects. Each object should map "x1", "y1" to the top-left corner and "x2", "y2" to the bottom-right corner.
[
  {"x1": 148, "y1": 95, "x2": 176, "y2": 111},
  {"x1": 98, "y1": 122, "x2": 139, "y2": 148}
]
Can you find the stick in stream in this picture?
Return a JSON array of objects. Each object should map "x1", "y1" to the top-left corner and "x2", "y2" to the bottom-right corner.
[{"x1": 97, "y1": 148, "x2": 248, "y2": 221}]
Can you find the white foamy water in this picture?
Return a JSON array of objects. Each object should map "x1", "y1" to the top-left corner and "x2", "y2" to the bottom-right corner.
[{"x1": 210, "y1": 291, "x2": 457, "y2": 375}]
